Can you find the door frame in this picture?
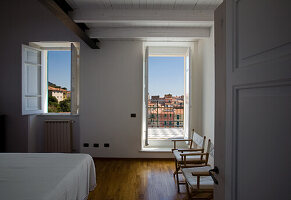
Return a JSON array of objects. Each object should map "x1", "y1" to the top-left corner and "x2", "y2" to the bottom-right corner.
[
  {"x1": 214, "y1": 2, "x2": 226, "y2": 200},
  {"x1": 141, "y1": 42, "x2": 194, "y2": 148}
]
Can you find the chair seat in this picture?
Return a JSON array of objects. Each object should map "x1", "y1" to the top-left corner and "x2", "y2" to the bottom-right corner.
[
  {"x1": 182, "y1": 166, "x2": 214, "y2": 190},
  {"x1": 173, "y1": 150, "x2": 205, "y2": 163}
]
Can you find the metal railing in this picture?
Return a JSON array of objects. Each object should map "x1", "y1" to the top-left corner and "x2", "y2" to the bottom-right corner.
[{"x1": 147, "y1": 99, "x2": 184, "y2": 128}]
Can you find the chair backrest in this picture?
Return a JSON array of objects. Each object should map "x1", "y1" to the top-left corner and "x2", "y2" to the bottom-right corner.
[
  {"x1": 191, "y1": 130, "x2": 206, "y2": 151},
  {"x1": 180, "y1": 139, "x2": 213, "y2": 167},
  {"x1": 205, "y1": 139, "x2": 214, "y2": 166}
]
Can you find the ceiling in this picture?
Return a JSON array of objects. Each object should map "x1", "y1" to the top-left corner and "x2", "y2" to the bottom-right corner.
[
  {"x1": 66, "y1": 0, "x2": 223, "y2": 40},
  {"x1": 67, "y1": 0, "x2": 222, "y2": 10}
]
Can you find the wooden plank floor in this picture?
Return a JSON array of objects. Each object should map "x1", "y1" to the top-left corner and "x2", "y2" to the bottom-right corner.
[{"x1": 88, "y1": 158, "x2": 188, "y2": 200}]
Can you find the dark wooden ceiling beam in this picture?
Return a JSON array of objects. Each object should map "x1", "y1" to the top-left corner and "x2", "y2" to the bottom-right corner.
[
  {"x1": 54, "y1": 0, "x2": 73, "y2": 14},
  {"x1": 38, "y1": 0, "x2": 99, "y2": 49},
  {"x1": 76, "y1": 23, "x2": 90, "y2": 32}
]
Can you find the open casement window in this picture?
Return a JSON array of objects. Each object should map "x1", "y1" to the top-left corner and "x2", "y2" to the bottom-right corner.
[
  {"x1": 22, "y1": 45, "x2": 47, "y2": 115},
  {"x1": 22, "y1": 42, "x2": 80, "y2": 115},
  {"x1": 184, "y1": 48, "x2": 191, "y2": 140},
  {"x1": 143, "y1": 47, "x2": 149, "y2": 146}
]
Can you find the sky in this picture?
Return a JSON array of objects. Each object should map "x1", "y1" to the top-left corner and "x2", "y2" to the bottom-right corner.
[
  {"x1": 148, "y1": 56, "x2": 184, "y2": 97},
  {"x1": 47, "y1": 51, "x2": 71, "y2": 91},
  {"x1": 47, "y1": 53, "x2": 184, "y2": 95}
]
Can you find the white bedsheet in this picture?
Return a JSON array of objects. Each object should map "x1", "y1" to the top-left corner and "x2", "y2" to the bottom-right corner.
[{"x1": 0, "y1": 153, "x2": 96, "y2": 200}]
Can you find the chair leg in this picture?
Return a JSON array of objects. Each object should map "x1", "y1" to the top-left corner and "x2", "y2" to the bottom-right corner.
[
  {"x1": 176, "y1": 171, "x2": 180, "y2": 193},
  {"x1": 173, "y1": 159, "x2": 182, "y2": 193},
  {"x1": 208, "y1": 192, "x2": 214, "y2": 200},
  {"x1": 173, "y1": 159, "x2": 178, "y2": 177},
  {"x1": 186, "y1": 182, "x2": 191, "y2": 200},
  {"x1": 176, "y1": 163, "x2": 181, "y2": 193}
]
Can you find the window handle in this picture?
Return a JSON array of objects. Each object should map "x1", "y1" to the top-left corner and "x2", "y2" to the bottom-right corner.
[{"x1": 209, "y1": 166, "x2": 219, "y2": 185}]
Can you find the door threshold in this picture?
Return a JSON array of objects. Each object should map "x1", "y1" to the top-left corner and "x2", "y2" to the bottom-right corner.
[
  {"x1": 140, "y1": 147, "x2": 173, "y2": 152},
  {"x1": 148, "y1": 138, "x2": 177, "y2": 141}
]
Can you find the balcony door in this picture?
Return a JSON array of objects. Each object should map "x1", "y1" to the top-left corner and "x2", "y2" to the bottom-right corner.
[{"x1": 142, "y1": 44, "x2": 192, "y2": 147}]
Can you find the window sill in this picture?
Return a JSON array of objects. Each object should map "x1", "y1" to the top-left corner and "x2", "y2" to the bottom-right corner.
[
  {"x1": 139, "y1": 148, "x2": 172, "y2": 153},
  {"x1": 37, "y1": 113, "x2": 79, "y2": 116}
]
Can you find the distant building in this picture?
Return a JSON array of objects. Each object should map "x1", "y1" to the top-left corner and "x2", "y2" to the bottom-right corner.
[
  {"x1": 48, "y1": 86, "x2": 70, "y2": 102},
  {"x1": 66, "y1": 91, "x2": 71, "y2": 99},
  {"x1": 148, "y1": 94, "x2": 184, "y2": 128},
  {"x1": 164, "y1": 94, "x2": 172, "y2": 99},
  {"x1": 151, "y1": 95, "x2": 160, "y2": 103}
]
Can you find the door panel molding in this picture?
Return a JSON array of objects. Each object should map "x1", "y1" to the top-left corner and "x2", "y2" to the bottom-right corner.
[
  {"x1": 232, "y1": 0, "x2": 291, "y2": 70},
  {"x1": 231, "y1": 79, "x2": 291, "y2": 199}
]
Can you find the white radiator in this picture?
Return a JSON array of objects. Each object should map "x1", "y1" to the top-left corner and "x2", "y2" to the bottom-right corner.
[{"x1": 44, "y1": 120, "x2": 73, "y2": 153}]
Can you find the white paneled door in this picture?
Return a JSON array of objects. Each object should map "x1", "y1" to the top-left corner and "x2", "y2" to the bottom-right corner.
[{"x1": 214, "y1": 0, "x2": 291, "y2": 200}]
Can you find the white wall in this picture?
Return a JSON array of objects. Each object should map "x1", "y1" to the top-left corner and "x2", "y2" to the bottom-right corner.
[
  {"x1": 79, "y1": 41, "x2": 175, "y2": 158},
  {"x1": 194, "y1": 28, "x2": 215, "y2": 142},
  {"x1": 191, "y1": 42, "x2": 203, "y2": 135}
]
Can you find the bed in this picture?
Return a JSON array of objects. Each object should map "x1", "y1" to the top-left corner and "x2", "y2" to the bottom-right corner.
[{"x1": 0, "y1": 153, "x2": 96, "y2": 200}]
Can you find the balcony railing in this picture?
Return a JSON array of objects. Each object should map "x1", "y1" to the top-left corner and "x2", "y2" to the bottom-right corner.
[{"x1": 147, "y1": 99, "x2": 184, "y2": 128}]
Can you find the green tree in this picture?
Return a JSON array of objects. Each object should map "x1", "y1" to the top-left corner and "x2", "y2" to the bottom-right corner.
[
  {"x1": 48, "y1": 103, "x2": 60, "y2": 112},
  {"x1": 59, "y1": 98, "x2": 71, "y2": 112},
  {"x1": 48, "y1": 82, "x2": 56, "y2": 87},
  {"x1": 48, "y1": 96, "x2": 59, "y2": 112},
  {"x1": 48, "y1": 95, "x2": 71, "y2": 113},
  {"x1": 48, "y1": 96, "x2": 58, "y2": 105}
]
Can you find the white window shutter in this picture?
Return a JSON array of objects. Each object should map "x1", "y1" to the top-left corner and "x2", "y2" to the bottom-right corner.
[
  {"x1": 184, "y1": 48, "x2": 191, "y2": 139},
  {"x1": 144, "y1": 47, "x2": 149, "y2": 146},
  {"x1": 71, "y1": 43, "x2": 79, "y2": 114},
  {"x1": 22, "y1": 45, "x2": 46, "y2": 115}
]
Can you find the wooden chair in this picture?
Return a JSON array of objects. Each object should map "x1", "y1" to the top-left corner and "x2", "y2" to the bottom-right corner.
[
  {"x1": 182, "y1": 166, "x2": 214, "y2": 199},
  {"x1": 171, "y1": 130, "x2": 206, "y2": 192},
  {"x1": 180, "y1": 140, "x2": 215, "y2": 199},
  {"x1": 180, "y1": 139, "x2": 213, "y2": 168},
  {"x1": 171, "y1": 129, "x2": 205, "y2": 152}
]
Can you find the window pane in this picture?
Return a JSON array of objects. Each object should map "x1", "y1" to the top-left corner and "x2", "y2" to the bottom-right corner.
[
  {"x1": 47, "y1": 51, "x2": 71, "y2": 113},
  {"x1": 26, "y1": 64, "x2": 41, "y2": 95}
]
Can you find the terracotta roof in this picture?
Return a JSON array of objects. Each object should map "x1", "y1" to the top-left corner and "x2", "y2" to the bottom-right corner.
[{"x1": 48, "y1": 86, "x2": 69, "y2": 92}]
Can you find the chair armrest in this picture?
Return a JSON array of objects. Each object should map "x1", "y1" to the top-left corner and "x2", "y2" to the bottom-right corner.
[
  {"x1": 180, "y1": 153, "x2": 208, "y2": 156},
  {"x1": 171, "y1": 139, "x2": 192, "y2": 142},
  {"x1": 171, "y1": 148, "x2": 177, "y2": 152},
  {"x1": 181, "y1": 164, "x2": 211, "y2": 168},
  {"x1": 178, "y1": 148, "x2": 204, "y2": 152},
  {"x1": 192, "y1": 171, "x2": 210, "y2": 176},
  {"x1": 172, "y1": 139, "x2": 192, "y2": 150}
]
